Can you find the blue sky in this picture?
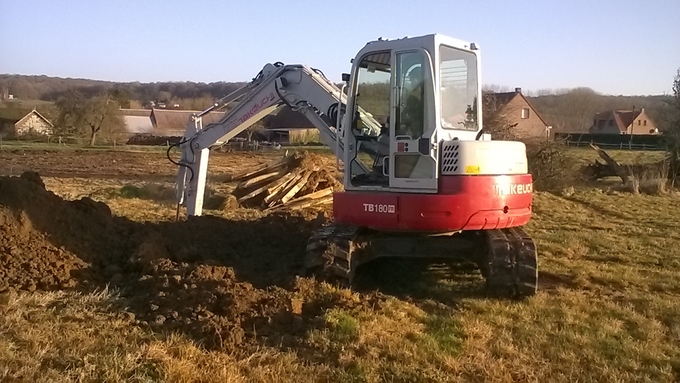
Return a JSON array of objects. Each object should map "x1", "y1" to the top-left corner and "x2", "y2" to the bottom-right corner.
[{"x1": 1, "y1": 0, "x2": 679, "y2": 96}]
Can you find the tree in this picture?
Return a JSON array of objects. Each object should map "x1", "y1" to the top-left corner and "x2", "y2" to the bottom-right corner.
[
  {"x1": 109, "y1": 89, "x2": 131, "y2": 109},
  {"x1": 672, "y1": 69, "x2": 680, "y2": 118},
  {"x1": 54, "y1": 90, "x2": 86, "y2": 136},
  {"x1": 81, "y1": 95, "x2": 125, "y2": 146},
  {"x1": 157, "y1": 91, "x2": 172, "y2": 103},
  {"x1": 482, "y1": 92, "x2": 519, "y2": 140},
  {"x1": 55, "y1": 91, "x2": 125, "y2": 146},
  {"x1": 666, "y1": 68, "x2": 680, "y2": 181},
  {"x1": 245, "y1": 121, "x2": 265, "y2": 142}
]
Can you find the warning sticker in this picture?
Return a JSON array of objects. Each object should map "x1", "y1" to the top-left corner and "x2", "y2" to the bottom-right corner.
[{"x1": 465, "y1": 165, "x2": 481, "y2": 174}]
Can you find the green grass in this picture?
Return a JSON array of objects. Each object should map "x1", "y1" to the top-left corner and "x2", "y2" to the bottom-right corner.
[
  {"x1": 421, "y1": 314, "x2": 465, "y2": 355},
  {"x1": 325, "y1": 309, "x2": 360, "y2": 343}
]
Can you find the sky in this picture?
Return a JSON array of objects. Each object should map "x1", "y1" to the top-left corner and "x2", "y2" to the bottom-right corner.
[{"x1": 1, "y1": 0, "x2": 679, "y2": 96}]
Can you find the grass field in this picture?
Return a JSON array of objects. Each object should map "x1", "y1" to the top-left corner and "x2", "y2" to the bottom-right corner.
[{"x1": 0, "y1": 145, "x2": 678, "y2": 382}]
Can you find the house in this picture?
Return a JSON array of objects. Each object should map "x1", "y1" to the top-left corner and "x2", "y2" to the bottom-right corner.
[
  {"x1": 0, "y1": 108, "x2": 53, "y2": 137},
  {"x1": 589, "y1": 108, "x2": 658, "y2": 135},
  {"x1": 483, "y1": 88, "x2": 551, "y2": 139}
]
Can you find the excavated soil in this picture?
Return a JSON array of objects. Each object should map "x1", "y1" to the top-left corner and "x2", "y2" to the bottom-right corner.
[
  {"x1": 0, "y1": 171, "x2": 370, "y2": 352},
  {"x1": 0, "y1": 172, "x2": 131, "y2": 292}
]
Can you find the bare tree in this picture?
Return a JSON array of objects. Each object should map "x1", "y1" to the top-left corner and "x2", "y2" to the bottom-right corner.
[
  {"x1": 55, "y1": 92, "x2": 125, "y2": 146},
  {"x1": 82, "y1": 95, "x2": 125, "y2": 146},
  {"x1": 245, "y1": 121, "x2": 265, "y2": 142}
]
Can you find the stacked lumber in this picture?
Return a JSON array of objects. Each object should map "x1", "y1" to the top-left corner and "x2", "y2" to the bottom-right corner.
[{"x1": 230, "y1": 152, "x2": 339, "y2": 211}]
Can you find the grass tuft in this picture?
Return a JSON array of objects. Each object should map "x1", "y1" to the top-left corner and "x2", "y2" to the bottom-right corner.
[
  {"x1": 325, "y1": 309, "x2": 360, "y2": 343},
  {"x1": 421, "y1": 314, "x2": 465, "y2": 355}
]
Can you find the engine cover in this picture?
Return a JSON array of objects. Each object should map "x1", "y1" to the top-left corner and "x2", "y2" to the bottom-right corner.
[{"x1": 440, "y1": 140, "x2": 527, "y2": 176}]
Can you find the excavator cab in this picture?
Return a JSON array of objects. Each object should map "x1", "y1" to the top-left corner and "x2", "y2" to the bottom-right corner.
[{"x1": 342, "y1": 34, "x2": 481, "y2": 193}]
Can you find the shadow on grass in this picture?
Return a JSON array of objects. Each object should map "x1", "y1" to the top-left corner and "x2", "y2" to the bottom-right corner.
[
  {"x1": 353, "y1": 258, "x2": 487, "y2": 307},
  {"x1": 562, "y1": 195, "x2": 633, "y2": 221},
  {"x1": 538, "y1": 270, "x2": 582, "y2": 291}
]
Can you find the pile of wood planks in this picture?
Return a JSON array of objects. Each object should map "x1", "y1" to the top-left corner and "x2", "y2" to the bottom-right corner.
[{"x1": 229, "y1": 152, "x2": 339, "y2": 211}]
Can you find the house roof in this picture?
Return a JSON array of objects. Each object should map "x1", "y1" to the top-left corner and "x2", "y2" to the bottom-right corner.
[
  {"x1": 483, "y1": 90, "x2": 549, "y2": 127},
  {"x1": 120, "y1": 108, "x2": 151, "y2": 117},
  {"x1": 0, "y1": 108, "x2": 33, "y2": 122},
  {"x1": 485, "y1": 91, "x2": 519, "y2": 106},
  {"x1": 123, "y1": 115, "x2": 154, "y2": 134},
  {"x1": 0, "y1": 108, "x2": 53, "y2": 127},
  {"x1": 150, "y1": 109, "x2": 226, "y2": 133},
  {"x1": 150, "y1": 104, "x2": 317, "y2": 134},
  {"x1": 593, "y1": 109, "x2": 642, "y2": 132}
]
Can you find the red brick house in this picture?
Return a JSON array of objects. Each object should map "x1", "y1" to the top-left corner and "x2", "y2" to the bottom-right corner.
[
  {"x1": 589, "y1": 108, "x2": 658, "y2": 135},
  {"x1": 483, "y1": 88, "x2": 551, "y2": 139}
]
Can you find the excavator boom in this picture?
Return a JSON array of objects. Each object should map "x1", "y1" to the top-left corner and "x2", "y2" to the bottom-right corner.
[{"x1": 175, "y1": 63, "x2": 381, "y2": 215}]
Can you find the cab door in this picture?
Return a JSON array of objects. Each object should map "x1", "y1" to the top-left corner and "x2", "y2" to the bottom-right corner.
[{"x1": 389, "y1": 49, "x2": 438, "y2": 192}]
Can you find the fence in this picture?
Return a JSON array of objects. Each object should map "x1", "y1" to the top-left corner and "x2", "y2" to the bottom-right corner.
[{"x1": 555, "y1": 133, "x2": 667, "y2": 151}]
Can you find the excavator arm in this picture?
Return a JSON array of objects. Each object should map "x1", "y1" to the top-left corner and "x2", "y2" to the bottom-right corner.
[{"x1": 174, "y1": 62, "x2": 381, "y2": 216}]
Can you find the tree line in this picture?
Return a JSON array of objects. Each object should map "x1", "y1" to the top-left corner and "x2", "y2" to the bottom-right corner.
[{"x1": 0, "y1": 74, "x2": 245, "y2": 109}]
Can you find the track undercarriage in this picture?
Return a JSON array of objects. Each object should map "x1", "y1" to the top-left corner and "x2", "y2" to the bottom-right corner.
[{"x1": 305, "y1": 224, "x2": 538, "y2": 298}]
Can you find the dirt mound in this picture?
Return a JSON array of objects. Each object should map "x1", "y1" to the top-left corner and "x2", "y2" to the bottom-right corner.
[
  {"x1": 0, "y1": 207, "x2": 85, "y2": 292},
  {"x1": 0, "y1": 172, "x2": 134, "y2": 292}
]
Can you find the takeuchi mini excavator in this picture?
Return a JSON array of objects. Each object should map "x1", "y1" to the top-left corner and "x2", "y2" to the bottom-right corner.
[{"x1": 172, "y1": 33, "x2": 538, "y2": 298}]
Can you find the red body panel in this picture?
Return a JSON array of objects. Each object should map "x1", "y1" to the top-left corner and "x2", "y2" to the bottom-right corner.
[{"x1": 333, "y1": 175, "x2": 533, "y2": 232}]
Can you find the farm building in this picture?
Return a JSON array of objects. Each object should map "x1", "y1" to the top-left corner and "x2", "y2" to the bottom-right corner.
[
  {"x1": 589, "y1": 108, "x2": 658, "y2": 135},
  {"x1": 261, "y1": 107, "x2": 318, "y2": 144},
  {"x1": 0, "y1": 108, "x2": 53, "y2": 138},
  {"x1": 120, "y1": 109, "x2": 153, "y2": 134},
  {"x1": 483, "y1": 88, "x2": 551, "y2": 139},
  {"x1": 150, "y1": 109, "x2": 226, "y2": 136},
  {"x1": 123, "y1": 106, "x2": 318, "y2": 144}
]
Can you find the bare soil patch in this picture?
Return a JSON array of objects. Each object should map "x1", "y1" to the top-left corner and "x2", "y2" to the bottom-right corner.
[{"x1": 0, "y1": 149, "x2": 286, "y2": 180}]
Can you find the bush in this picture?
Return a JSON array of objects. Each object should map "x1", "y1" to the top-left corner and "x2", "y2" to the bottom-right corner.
[{"x1": 525, "y1": 138, "x2": 578, "y2": 191}]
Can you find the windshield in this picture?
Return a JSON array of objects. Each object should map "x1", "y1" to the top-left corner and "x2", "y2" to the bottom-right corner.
[
  {"x1": 349, "y1": 51, "x2": 391, "y2": 186},
  {"x1": 439, "y1": 46, "x2": 478, "y2": 131}
]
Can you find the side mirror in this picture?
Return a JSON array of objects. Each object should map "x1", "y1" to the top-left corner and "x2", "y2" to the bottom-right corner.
[{"x1": 342, "y1": 73, "x2": 350, "y2": 82}]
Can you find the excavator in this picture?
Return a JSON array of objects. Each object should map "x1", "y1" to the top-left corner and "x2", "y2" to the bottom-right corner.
[{"x1": 171, "y1": 33, "x2": 538, "y2": 298}]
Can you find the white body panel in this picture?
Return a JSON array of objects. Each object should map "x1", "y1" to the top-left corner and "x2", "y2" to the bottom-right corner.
[{"x1": 440, "y1": 140, "x2": 527, "y2": 175}]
